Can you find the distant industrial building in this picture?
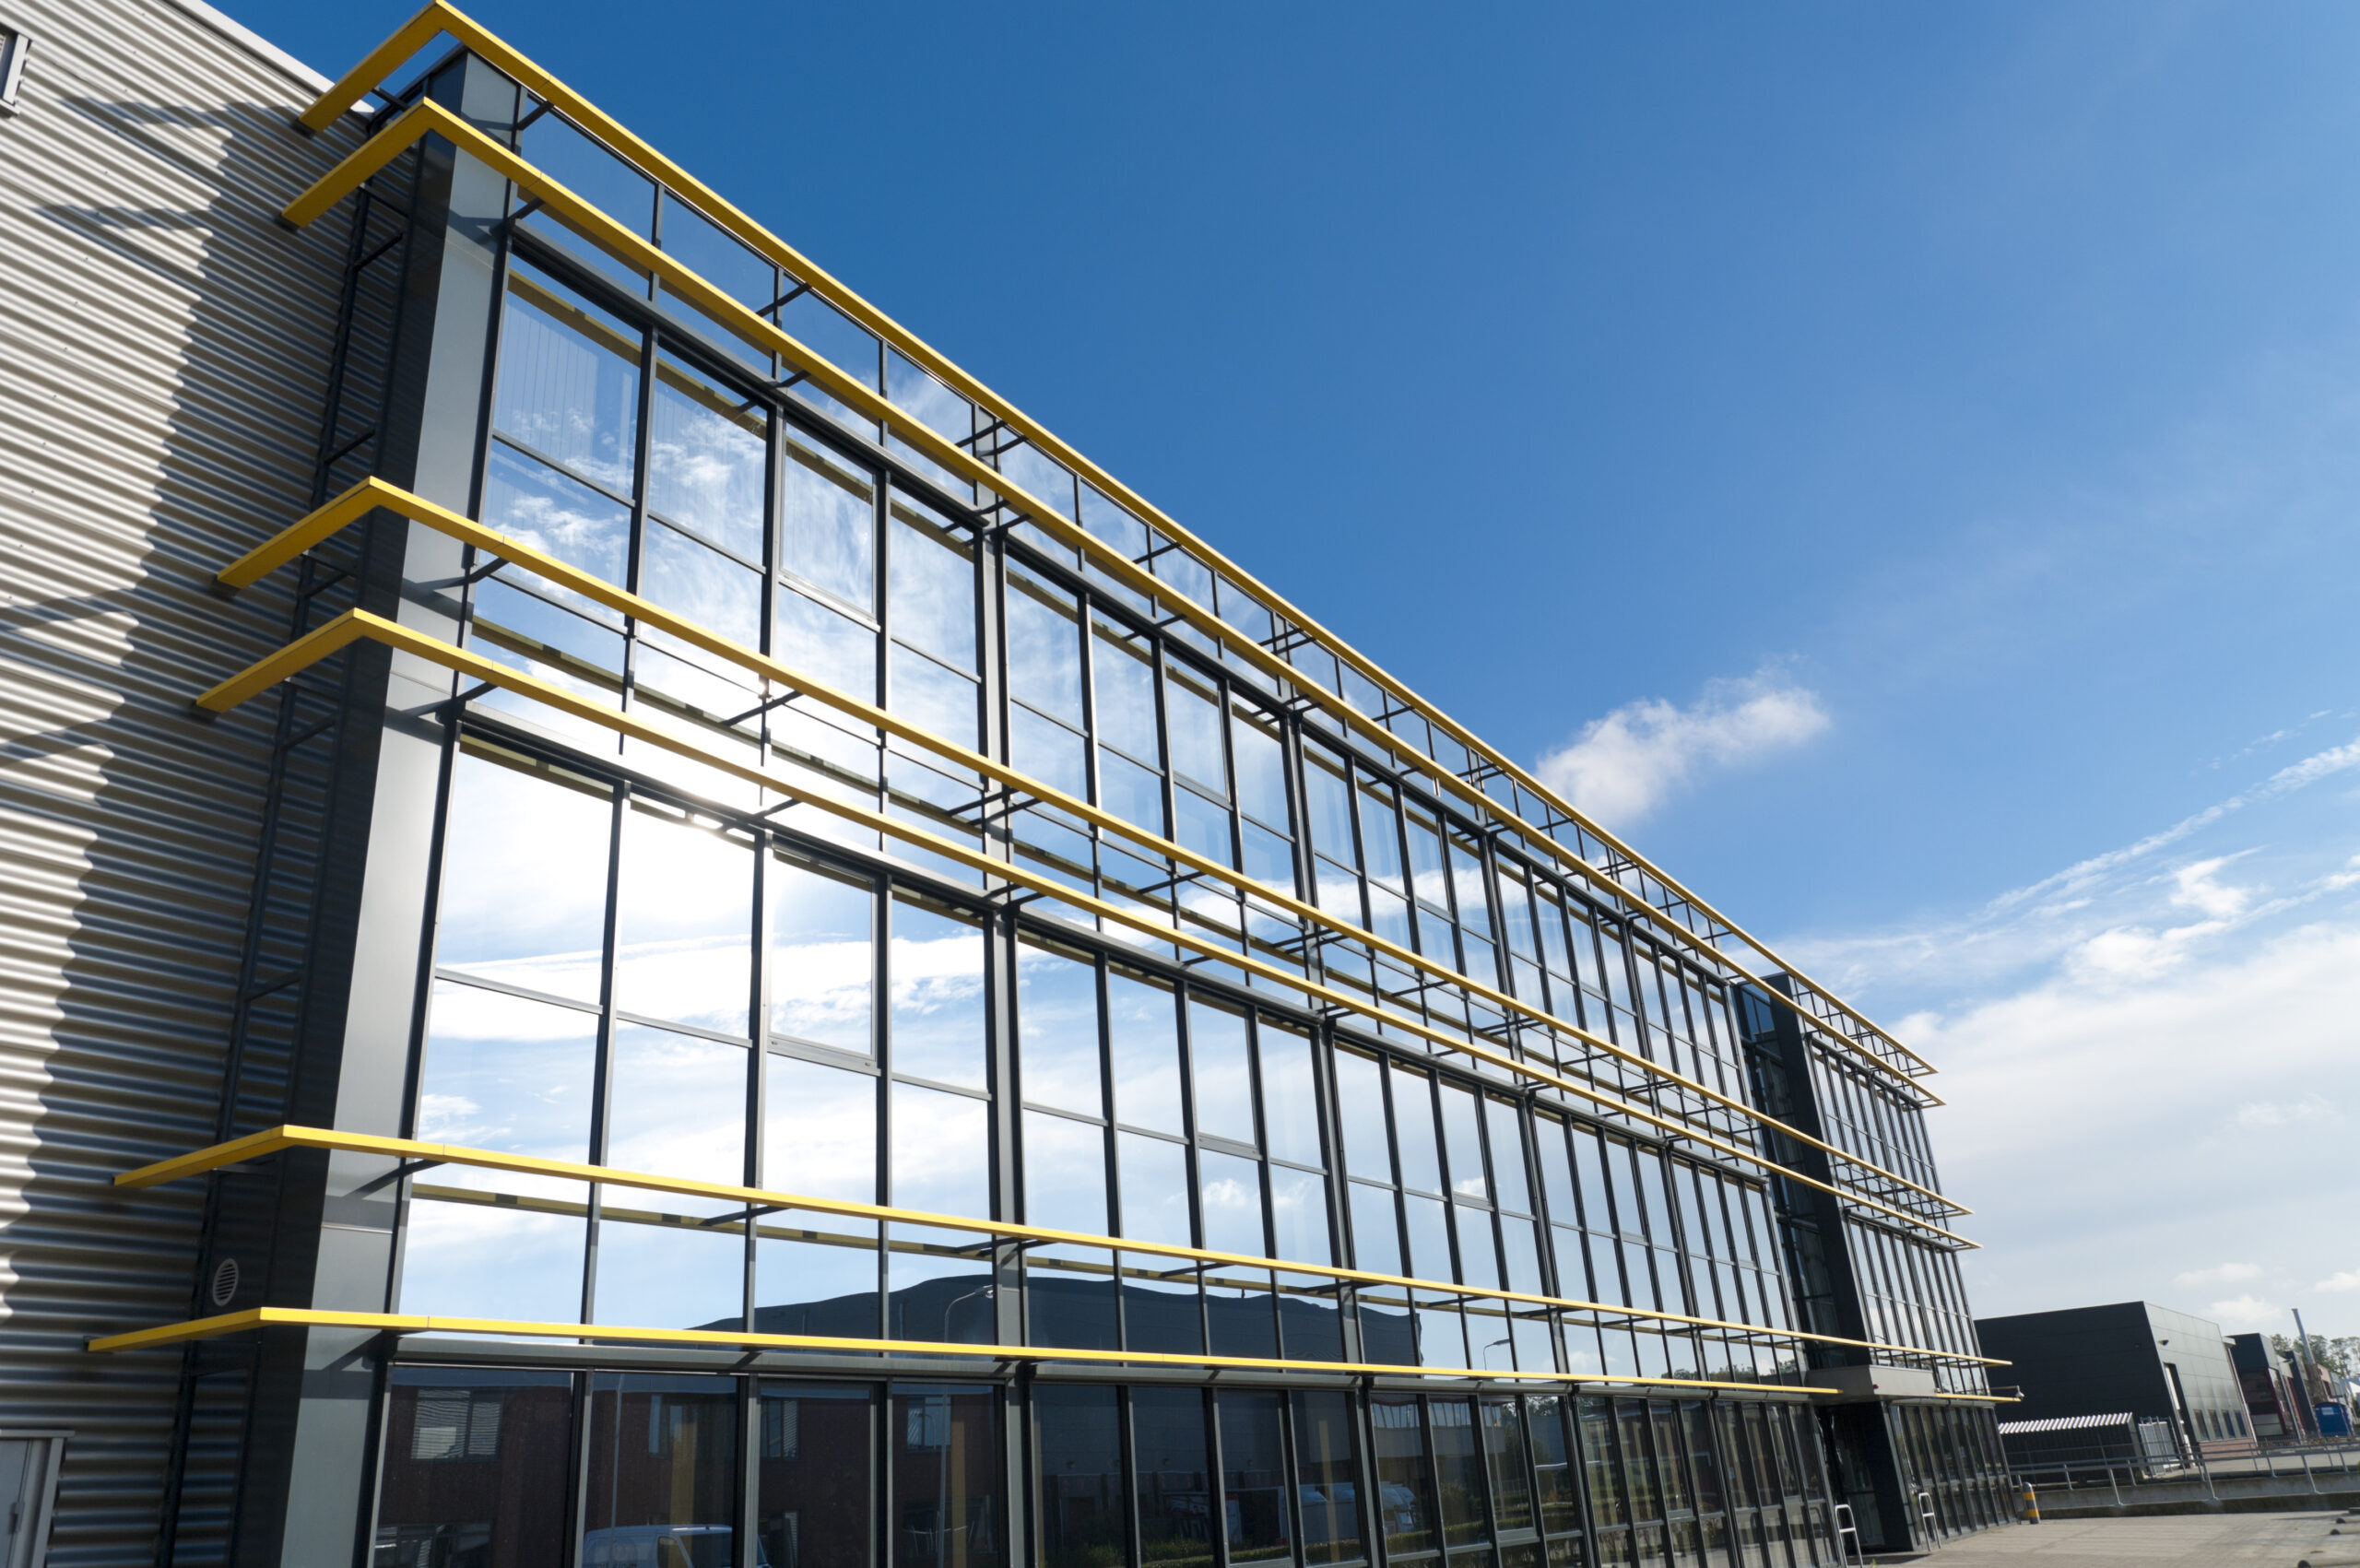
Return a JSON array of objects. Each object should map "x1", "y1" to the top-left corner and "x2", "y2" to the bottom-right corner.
[
  {"x1": 1976, "y1": 1303, "x2": 2249, "y2": 1464},
  {"x1": 2229, "y1": 1333, "x2": 2318, "y2": 1442}
]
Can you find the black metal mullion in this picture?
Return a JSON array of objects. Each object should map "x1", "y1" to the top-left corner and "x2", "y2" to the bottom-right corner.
[
  {"x1": 582, "y1": 780, "x2": 626, "y2": 1325},
  {"x1": 1116, "y1": 1386, "x2": 1146, "y2": 1568},
  {"x1": 1096, "y1": 958, "x2": 1128, "y2": 1357},
  {"x1": 875, "y1": 873, "x2": 894, "y2": 1338},
  {"x1": 1307, "y1": 1024, "x2": 1357, "y2": 1366},
  {"x1": 1203, "y1": 1385, "x2": 1231, "y2": 1568},
  {"x1": 1173, "y1": 982, "x2": 1211, "y2": 1357}
]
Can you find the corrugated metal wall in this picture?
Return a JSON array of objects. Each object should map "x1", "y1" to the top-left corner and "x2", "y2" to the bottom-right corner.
[{"x1": 0, "y1": 0, "x2": 358, "y2": 1560}]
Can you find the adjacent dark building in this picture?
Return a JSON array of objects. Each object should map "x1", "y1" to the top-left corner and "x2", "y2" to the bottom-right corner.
[
  {"x1": 2228, "y1": 1333, "x2": 2315, "y2": 1443},
  {"x1": 0, "y1": 1, "x2": 2017, "y2": 1562},
  {"x1": 1975, "y1": 1303, "x2": 2249, "y2": 1463}
]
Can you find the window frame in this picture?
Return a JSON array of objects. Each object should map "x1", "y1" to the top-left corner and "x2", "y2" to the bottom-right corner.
[{"x1": 0, "y1": 23, "x2": 29, "y2": 116}]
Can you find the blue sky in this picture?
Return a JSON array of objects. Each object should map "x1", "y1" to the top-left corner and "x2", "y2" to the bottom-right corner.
[{"x1": 237, "y1": 1, "x2": 2360, "y2": 1338}]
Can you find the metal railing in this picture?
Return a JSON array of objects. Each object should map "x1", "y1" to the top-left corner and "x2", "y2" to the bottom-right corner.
[{"x1": 2009, "y1": 1439, "x2": 2360, "y2": 1508}]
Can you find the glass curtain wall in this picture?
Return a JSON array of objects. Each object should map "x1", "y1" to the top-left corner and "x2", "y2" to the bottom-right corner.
[{"x1": 348, "y1": 74, "x2": 1975, "y2": 1568}]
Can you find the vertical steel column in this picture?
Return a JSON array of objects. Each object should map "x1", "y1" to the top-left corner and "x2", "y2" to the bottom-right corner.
[
  {"x1": 220, "y1": 53, "x2": 518, "y2": 1568},
  {"x1": 1743, "y1": 978, "x2": 1916, "y2": 1557},
  {"x1": 975, "y1": 508, "x2": 1031, "y2": 1562}
]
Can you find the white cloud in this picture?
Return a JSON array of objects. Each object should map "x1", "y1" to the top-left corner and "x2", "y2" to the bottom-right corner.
[
  {"x1": 2233, "y1": 1096, "x2": 2339, "y2": 1129},
  {"x1": 1534, "y1": 668, "x2": 1829, "y2": 827},
  {"x1": 1983, "y1": 735, "x2": 2360, "y2": 918},
  {"x1": 1775, "y1": 731, "x2": 2360, "y2": 1338},
  {"x1": 2208, "y1": 1295, "x2": 2283, "y2": 1330},
  {"x1": 2168, "y1": 856, "x2": 2254, "y2": 920}
]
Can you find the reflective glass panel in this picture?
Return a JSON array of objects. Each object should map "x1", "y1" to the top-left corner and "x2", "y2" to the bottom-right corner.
[
  {"x1": 643, "y1": 518, "x2": 760, "y2": 650},
  {"x1": 758, "y1": 1056, "x2": 879, "y2": 1338},
  {"x1": 1164, "y1": 670, "x2": 1225, "y2": 795},
  {"x1": 891, "y1": 1082, "x2": 989, "y2": 1219},
  {"x1": 1092, "y1": 628, "x2": 1160, "y2": 768},
  {"x1": 1198, "y1": 1148, "x2": 1265, "y2": 1257},
  {"x1": 1392, "y1": 1068, "x2": 1443, "y2": 1194},
  {"x1": 650, "y1": 359, "x2": 765, "y2": 562},
  {"x1": 376, "y1": 1369, "x2": 574, "y2": 1568},
  {"x1": 1257, "y1": 1024, "x2": 1320, "y2": 1168},
  {"x1": 1268, "y1": 1164, "x2": 1331, "y2": 1267},
  {"x1": 1486, "y1": 1097, "x2": 1532, "y2": 1213},
  {"x1": 405, "y1": 983, "x2": 595, "y2": 1323},
  {"x1": 757, "y1": 1384, "x2": 871, "y2": 1568},
  {"x1": 1035, "y1": 1386, "x2": 1126, "y2": 1568},
  {"x1": 584, "y1": 1374, "x2": 739, "y2": 1566},
  {"x1": 1022, "y1": 1110, "x2": 1106, "y2": 1234},
  {"x1": 1527, "y1": 1396, "x2": 1579, "y2": 1536},
  {"x1": 772, "y1": 857, "x2": 875, "y2": 1054},
  {"x1": 1006, "y1": 569, "x2": 1083, "y2": 727},
  {"x1": 1432, "y1": 1397, "x2": 1489, "y2": 1549},
  {"x1": 1350, "y1": 1183, "x2": 1401, "y2": 1277},
  {"x1": 1303, "y1": 750, "x2": 1354, "y2": 867},
  {"x1": 891, "y1": 897, "x2": 985, "y2": 1090},
  {"x1": 482, "y1": 443, "x2": 630, "y2": 599},
  {"x1": 777, "y1": 584, "x2": 879, "y2": 699},
  {"x1": 1371, "y1": 1397, "x2": 1437, "y2": 1557},
  {"x1": 764, "y1": 1053, "x2": 877, "y2": 1203},
  {"x1": 889, "y1": 507, "x2": 977, "y2": 670},
  {"x1": 890, "y1": 1385, "x2": 1001, "y2": 1568},
  {"x1": 597, "y1": 1024, "x2": 748, "y2": 1331},
  {"x1": 436, "y1": 748, "x2": 610, "y2": 1005},
  {"x1": 1107, "y1": 969, "x2": 1184, "y2": 1133},
  {"x1": 1218, "y1": 1392, "x2": 1291, "y2": 1563},
  {"x1": 1134, "y1": 1388, "x2": 1214, "y2": 1568},
  {"x1": 613, "y1": 801, "x2": 753, "y2": 1037},
  {"x1": 1118, "y1": 1132, "x2": 1192, "y2": 1248},
  {"x1": 418, "y1": 982, "x2": 596, "y2": 1161},
  {"x1": 783, "y1": 435, "x2": 877, "y2": 611},
  {"x1": 1440, "y1": 1085, "x2": 1487, "y2": 1202},
  {"x1": 495, "y1": 267, "x2": 640, "y2": 493},
  {"x1": 1483, "y1": 1398, "x2": 1535, "y2": 1535},
  {"x1": 1333, "y1": 1050, "x2": 1391, "y2": 1184},
  {"x1": 890, "y1": 643, "x2": 980, "y2": 747},
  {"x1": 1232, "y1": 706, "x2": 1287, "y2": 830},
  {"x1": 1188, "y1": 999, "x2": 1255, "y2": 1146},
  {"x1": 1294, "y1": 1390, "x2": 1366, "y2": 1566},
  {"x1": 1017, "y1": 940, "x2": 1101, "y2": 1116}
]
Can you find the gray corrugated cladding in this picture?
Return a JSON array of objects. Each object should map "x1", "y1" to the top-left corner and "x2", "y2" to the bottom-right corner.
[{"x1": 0, "y1": 0, "x2": 357, "y2": 1559}]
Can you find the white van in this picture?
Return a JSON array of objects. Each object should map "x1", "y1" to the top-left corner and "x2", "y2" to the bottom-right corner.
[{"x1": 580, "y1": 1524, "x2": 763, "y2": 1567}]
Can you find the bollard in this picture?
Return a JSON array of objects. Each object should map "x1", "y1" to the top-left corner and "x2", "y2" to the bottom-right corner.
[{"x1": 2019, "y1": 1482, "x2": 2040, "y2": 1524}]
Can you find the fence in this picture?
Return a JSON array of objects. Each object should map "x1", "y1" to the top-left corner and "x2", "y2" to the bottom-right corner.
[{"x1": 2010, "y1": 1437, "x2": 2360, "y2": 1509}]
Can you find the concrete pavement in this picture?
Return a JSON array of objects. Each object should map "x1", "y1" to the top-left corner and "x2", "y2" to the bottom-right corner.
[{"x1": 1889, "y1": 1510, "x2": 2354, "y2": 1566}]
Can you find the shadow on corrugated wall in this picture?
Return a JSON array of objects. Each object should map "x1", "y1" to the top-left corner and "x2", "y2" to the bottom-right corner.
[{"x1": 0, "y1": 1, "x2": 366, "y2": 1560}]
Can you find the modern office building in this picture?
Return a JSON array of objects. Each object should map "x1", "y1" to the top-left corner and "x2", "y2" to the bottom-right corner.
[
  {"x1": 0, "y1": 1, "x2": 2013, "y2": 1563},
  {"x1": 1975, "y1": 1304, "x2": 2249, "y2": 1461}
]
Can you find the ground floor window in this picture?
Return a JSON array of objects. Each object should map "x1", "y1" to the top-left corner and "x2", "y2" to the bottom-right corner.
[{"x1": 371, "y1": 1369, "x2": 1855, "y2": 1568}]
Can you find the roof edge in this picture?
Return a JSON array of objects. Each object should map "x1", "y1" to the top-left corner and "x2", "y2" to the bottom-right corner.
[{"x1": 158, "y1": 0, "x2": 336, "y2": 95}]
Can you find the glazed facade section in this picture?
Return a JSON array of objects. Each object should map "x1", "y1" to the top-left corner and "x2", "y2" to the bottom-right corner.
[
  {"x1": 36, "y1": 9, "x2": 2013, "y2": 1566},
  {"x1": 371, "y1": 1374, "x2": 1848, "y2": 1568}
]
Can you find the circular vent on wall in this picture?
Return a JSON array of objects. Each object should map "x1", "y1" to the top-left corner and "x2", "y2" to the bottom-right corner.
[{"x1": 209, "y1": 1256, "x2": 241, "y2": 1308}]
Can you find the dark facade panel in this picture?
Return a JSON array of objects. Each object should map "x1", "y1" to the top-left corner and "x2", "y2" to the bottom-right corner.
[{"x1": 1975, "y1": 1303, "x2": 2248, "y2": 1452}]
